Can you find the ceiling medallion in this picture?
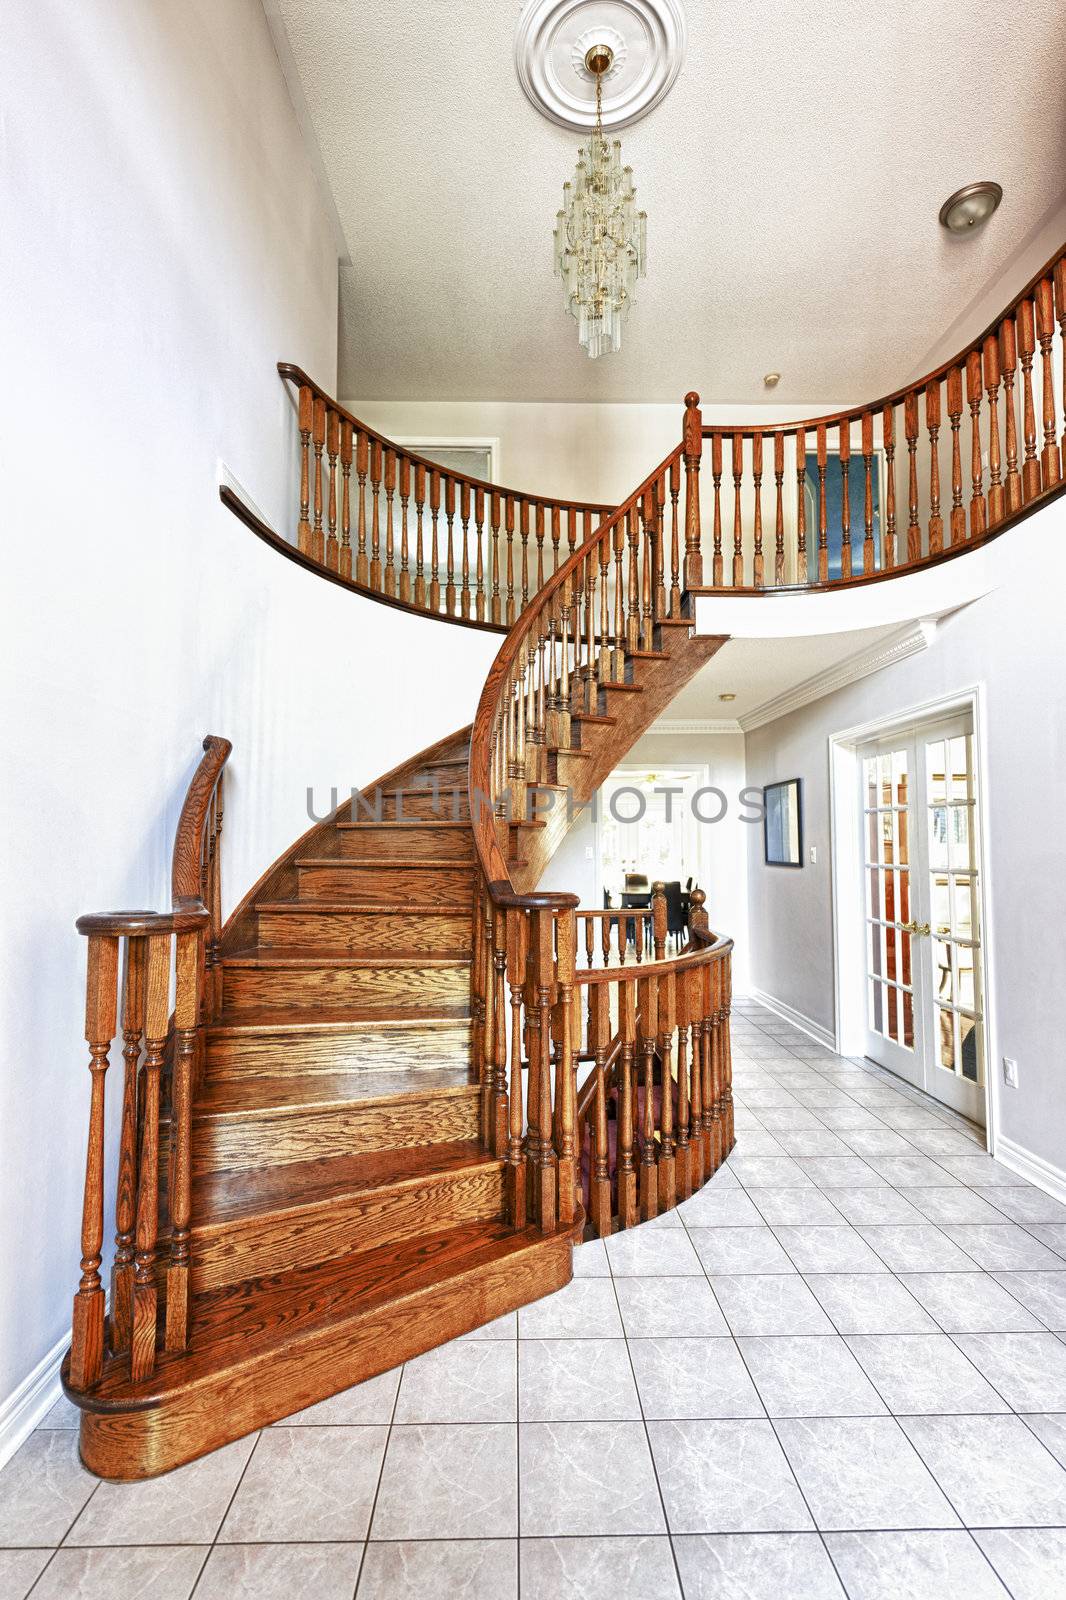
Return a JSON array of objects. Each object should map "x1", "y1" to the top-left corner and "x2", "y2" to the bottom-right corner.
[
  {"x1": 515, "y1": 0, "x2": 686, "y2": 132},
  {"x1": 553, "y1": 44, "x2": 647, "y2": 358}
]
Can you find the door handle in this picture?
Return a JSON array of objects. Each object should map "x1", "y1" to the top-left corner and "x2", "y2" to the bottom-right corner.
[{"x1": 902, "y1": 920, "x2": 931, "y2": 937}]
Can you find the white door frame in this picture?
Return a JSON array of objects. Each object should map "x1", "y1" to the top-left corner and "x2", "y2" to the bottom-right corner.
[{"x1": 828, "y1": 685, "x2": 998, "y2": 1150}]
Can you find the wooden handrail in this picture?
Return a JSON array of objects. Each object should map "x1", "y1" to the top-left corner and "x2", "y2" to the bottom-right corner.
[
  {"x1": 274, "y1": 364, "x2": 615, "y2": 630},
  {"x1": 68, "y1": 736, "x2": 231, "y2": 1396}
]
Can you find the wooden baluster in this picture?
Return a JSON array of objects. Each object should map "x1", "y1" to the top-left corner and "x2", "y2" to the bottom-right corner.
[
  {"x1": 710, "y1": 432, "x2": 724, "y2": 586},
  {"x1": 708, "y1": 961, "x2": 723, "y2": 1171},
  {"x1": 383, "y1": 449, "x2": 396, "y2": 595},
  {"x1": 505, "y1": 497, "x2": 517, "y2": 624},
  {"x1": 532, "y1": 911, "x2": 556, "y2": 1231},
  {"x1": 669, "y1": 454, "x2": 682, "y2": 613},
  {"x1": 444, "y1": 477, "x2": 457, "y2": 615},
  {"x1": 568, "y1": 506, "x2": 579, "y2": 563},
  {"x1": 999, "y1": 315, "x2": 1022, "y2": 514},
  {"x1": 130, "y1": 932, "x2": 170, "y2": 1381},
  {"x1": 658, "y1": 969, "x2": 677, "y2": 1214},
  {"x1": 683, "y1": 394, "x2": 703, "y2": 586},
  {"x1": 686, "y1": 966, "x2": 704, "y2": 1190},
  {"x1": 325, "y1": 409, "x2": 340, "y2": 571},
  {"x1": 638, "y1": 974, "x2": 658, "y2": 1221},
  {"x1": 731, "y1": 434, "x2": 745, "y2": 586},
  {"x1": 926, "y1": 380, "x2": 943, "y2": 555},
  {"x1": 617, "y1": 979, "x2": 638, "y2": 1229},
  {"x1": 601, "y1": 914, "x2": 612, "y2": 968},
  {"x1": 795, "y1": 426, "x2": 808, "y2": 583},
  {"x1": 550, "y1": 506, "x2": 562, "y2": 583},
  {"x1": 651, "y1": 880, "x2": 667, "y2": 960},
  {"x1": 459, "y1": 481, "x2": 472, "y2": 618},
  {"x1": 165, "y1": 929, "x2": 199, "y2": 1352},
  {"x1": 860, "y1": 413, "x2": 876, "y2": 572},
  {"x1": 816, "y1": 424, "x2": 829, "y2": 581},
  {"x1": 945, "y1": 369, "x2": 966, "y2": 546},
  {"x1": 640, "y1": 491, "x2": 654, "y2": 649},
  {"x1": 555, "y1": 910, "x2": 577, "y2": 1226},
  {"x1": 70, "y1": 933, "x2": 118, "y2": 1389},
  {"x1": 311, "y1": 397, "x2": 326, "y2": 563},
  {"x1": 904, "y1": 394, "x2": 921, "y2": 563},
  {"x1": 490, "y1": 491, "x2": 502, "y2": 624},
  {"x1": 368, "y1": 439, "x2": 382, "y2": 588},
  {"x1": 474, "y1": 486, "x2": 486, "y2": 622},
  {"x1": 983, "y1": 334, "x2": 1005, "y2": 527},
  {"x1": 355, "y1": 432, "x2": 369, "y2": 584},
  {"x1": 412, "y1": 463, "x2": 426, "y2": 606},
  {"x1": 838, "y1": 421, "x2": 852, "y2": 578},
  {"x1": 613, "y1": 517, "x2": 627, "y2": 678},
  {"x1": 597, "y1": 531, "x2": 611, "y2": 685},
  {"x1": 626, "y1": 504, "x2": 641, "y2": 652},
  {"x1": 721, "y1": 953, "x2": 736, "y2": 1152},
  {"x1": 1018, "y1": 298, "x2": 1040, "y2": 503},
  {"x1": 879, "y1": 409, "x2": 896, "y2": 568},
  {"x1": 773, "y1": 432, "x2": 786, "y2": 584},
  {"x1": 110, "y1": 937, "x2": 145, "y2": 1354},
  {"x1": 581, "y1": 915, "x2": 594, "y2": 970},
  {"x1": 1056, "y1": 259, "x2": 1066, "y2": 467},
  {"x1": 675, "y1": 965, "x2": 692, "y2": 1200},
  {"x1": 751, "y1": 434, "x2": 765, "y2": 586},
  {"x1": 653, "y1": 474, "x2": 667, "y2": 619},
  {"x1": 589, "y1": 985, "x2": 612, "y2": 1236},
  {"x1": 520, "y1": 501, "x2": 531, "y2": 611},
  {"x1": 429, "y1": 469, "x2": 441, "y2": 611},
  {"x1": 557, "y1": 578, "x2": 572, "y2": 749},
  {"x1": 702, "y1": 962, "x2": 721, "y2": 1174},
  {"x1": 505, "y1": 909, "x2": 527, "y2": 1228},
  {"x1": 397, "y1": 456, "x2": 411, "y2": 600},
  {"x1": 339, "y1": 420, "x2": 353, "y2": 580},
  {"x1": 490, "y1": 902, "x2": 508, "y2": 1155},
  {"x1": 966, "y1": 353, "x2": 986, "y2": 537},
  {"x1": 532, "y1": 505, "x2": 543, "y2": 592},
  {"x1": 1037, "y1": 278, "x2": 1062, "y2": 488},
  {"x1": 297, "y1": 385, "x2": 313, "y2": 554}
]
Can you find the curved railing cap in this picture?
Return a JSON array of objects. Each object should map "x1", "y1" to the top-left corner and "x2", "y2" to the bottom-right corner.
[{"x1": 171, "y1": 735, "x2": 232, "y2": 905}]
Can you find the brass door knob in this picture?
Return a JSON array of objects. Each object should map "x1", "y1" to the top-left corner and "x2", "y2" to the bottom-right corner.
[{"x1": 902, "y1": 920, "x2": 931, "y2": 937}]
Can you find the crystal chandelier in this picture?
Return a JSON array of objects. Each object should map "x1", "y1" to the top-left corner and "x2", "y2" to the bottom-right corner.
[{"x1": 553, "y1": 44, "x2": 647, "y2": 358}]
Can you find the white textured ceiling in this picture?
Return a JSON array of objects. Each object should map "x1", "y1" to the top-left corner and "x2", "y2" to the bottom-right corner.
[
  {"x1": 271, "y1": 0, "x2": 1066, "y2": 403},
  {"x1": 662, "y1": 625, "x2": 901, "y2": 723}
]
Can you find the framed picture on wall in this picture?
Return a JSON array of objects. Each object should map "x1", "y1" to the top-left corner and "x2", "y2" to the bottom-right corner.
[{"x1": 764, "y1": 779, "x2": 803, "y2": 867}]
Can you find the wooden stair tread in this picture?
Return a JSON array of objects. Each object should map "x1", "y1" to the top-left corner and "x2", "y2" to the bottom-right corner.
[
  {"x1": 196, "y1": 1067, "x2": 477, "y2": 1116},
  {"x1": 193, "y1": 1140, "x2": 496, "y2": 1224},
  {"x1": 336, "y1": 820, "x2": 471, "y2": 831},
  {"x1": 222, "y1": 946, "x2": 469, "y2": 969},
  {"x1": 571, "y1": 711, "x2": 616, "y2": 725},
  {"x1": 209, "y1": 1006, "x2": 472, "y2": 1036},
  {"x1": 294, "y1": 857, "x2": 474, "y2": 870},
  {"x1": 82, "y1": 1218, "x2": 571, "y2": 1410},
  {"x1": 600, "y1": 681, "x2": 643, "y2": 693}
]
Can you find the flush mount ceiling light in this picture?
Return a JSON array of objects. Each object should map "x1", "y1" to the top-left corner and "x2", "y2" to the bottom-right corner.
[
  {"x1": 763, "y1": 371, "x2": 781, "y2": 388},
  {"x1": 718, "y1": 692, "x2": 737, "y2": 702},
  {"x1": 939, "y1": 181, "x2": 1003, "y2": 234}
]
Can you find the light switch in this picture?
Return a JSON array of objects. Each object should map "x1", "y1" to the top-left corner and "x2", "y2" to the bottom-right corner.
[{"x1": 809, "y1": 846, "x2": 817, "y2": 864}]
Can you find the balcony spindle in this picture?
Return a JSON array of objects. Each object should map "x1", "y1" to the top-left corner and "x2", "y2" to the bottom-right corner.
[
  {"x1": 838, "y1": 422, "x2": 852, "y2": 579},
  {"x1": 413, "y1": 463, "x2": 426, "y2": 605},
  {"x1": 926, "y1": 380, "x2": 943, "y2": 555},
  {"x1": 460, "y1": 482, "x2": 472, "y2": 618},
  {"x1": 444, "y1": 478, "x2": 457, "y2": 615},
  {"x1": 324, "y1": 409, "x2": 339, "y2": 570},
  {"x1": 297, "y1": 385, "x2": 313, "y2": 555},
  {"x1": 617, "y1": 979, "x2": 638, "y2": 1229},
  {"x1": 1018, "y1": 298, "x2": 1040, "y2": 503},
  {"x1": 966, "y1": 352, "x2": 986, "y2": 536},
  {"x1": 369, "y1": 439, "x2": 383, "y2": 588},
  {"x1": 999, "y1": 316, "x2": 1023, "y2": 515},
  {"x1": 882, "y1": 407, "x2": 897, "y2": 567},
  {"x1": 533, "y1": 504, "x2": 544, "y2": 593},
  {"x1": 640, "y1": 491, "x2": 654, "y2": 647},
  {"x1": 613, "y1": 517, "x2": 627, "y2": 677},
  {"x1": 520, "y1": 500, "x2": 531, "y2": 611},
  {"x1": 731, "y1": 434, "x2": 745, "y2": 586},
  {"x1": 710, "y1": 432, "x2": 724, "y2": 586},
  {"x1": 475, "y1": 487, "x2": 486, "y2": 621},
  {"x1": 654, "y1": 473, "x2": 667, "y2": 618},
  {"x1": 1056, "y1": 259, "x2": 1066, "y2": 465},
  {"x1": 983, "y1": 334, "x2": 1005, "y2": 527},
  {"x1": 355, "y1": 431, "x2": 369, "y2": 584},
  {"x1": 70, "y1": 934, "x2": 118, "y2": 1390},
  {"x1": 398, "y1": 457, "x2": 411, "y2": 601},
  {"x1": 490, "y1": 492, "x2": 502, "y2": 624},
  {"x1": 626, "y1": 506, "x2": 641, "y2": 653},
  {"x1": 669, "y1": 454, "x2": 682, "y2": 613},
  {"x1": 774, "y1": 432, "x2": 786, "y2": 584},
  {"x1": 683, "y1": 394, "x2": 703, "y2": 587},
  {"x1": 946, "y1": 368, "x2": 966, "y2": 546},
  {"x1": 383, "y1": 449, "x2": 396, "y2": 596},
  {"x1": 861, "y1": 412, "x2": 876, "y2": 573},
  {"x1": 795, "y1": 426, "x2": 808, "y2": 582},
  {"x1": 429, "y1": 470, "x2": 441, "y2": 611},
  {"x1": 311, "y1": 397, "x2": 326, "y2": 563},
  {"x1": 506, "y1": 497, "x2": 517, "y2": 624},
  {"x1": 904, "y1": 393, "x2": 921, "y2": 563},
  {"x1": 816, "y1": 424, "x2": 829, "y2": 581},
  {"x1": 752, "y1": 433, "x2": 765, "y2": 586},
  {"x1": 1036, "y1": 278, "x2": 1062, "y2": 488},
  {"x1": 551, "y1": 506, "x2": 562, "y2": 584},
  {"x1": 340, "y1": 420, "x2": 353, "y2": 579}
]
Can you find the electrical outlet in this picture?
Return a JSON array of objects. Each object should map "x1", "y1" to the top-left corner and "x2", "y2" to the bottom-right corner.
[
  {"x1": 1003, "y1": 1057, "x2": 1019, "y2": 1088},
  {"x1": 809, "y1": 845, "x2": 817, "y2": 864},
  {"x1": 584, "y1": 845, "x2": 595, "y2": 860}
]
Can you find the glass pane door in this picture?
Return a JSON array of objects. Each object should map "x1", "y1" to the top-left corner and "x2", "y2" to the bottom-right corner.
[{"x1": 861, "y1": 740, "x2": 923, "y2": 1088}]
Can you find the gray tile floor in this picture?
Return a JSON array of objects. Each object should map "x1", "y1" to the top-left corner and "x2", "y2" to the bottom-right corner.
[{"x1": 3, "y1": 999, "x2": 1066, "y2": 1598}]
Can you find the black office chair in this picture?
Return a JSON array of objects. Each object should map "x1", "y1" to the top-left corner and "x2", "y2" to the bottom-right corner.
[{"x1": 664, "y1": 880, "x2": 686, "y2": 948}]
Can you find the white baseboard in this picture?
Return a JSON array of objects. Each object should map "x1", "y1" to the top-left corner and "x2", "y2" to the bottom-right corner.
[
  {"x1": 746, "y1": 988, "x2": 838, "y2": 1053},
  {"x1": 0, "y1": 1332, "x2": 68, "y2": 1470},
  {"x1": 992, "y1": 1133, "x2": 1066, "y2": 1206}
]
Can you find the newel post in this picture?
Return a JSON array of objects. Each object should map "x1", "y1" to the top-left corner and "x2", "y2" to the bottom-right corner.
[{"x1": 682, "y1": 392, "x2": 703, "y2": 588}]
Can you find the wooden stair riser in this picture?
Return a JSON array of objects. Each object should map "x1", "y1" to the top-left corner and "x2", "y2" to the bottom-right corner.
[
  {"x1": 190, "y1": 1164, "x2": 507, "y2": 1293},
  {"x1": 206, "y1": 1019, "x2": 473, "y2": 1080},
  {"x1": 192, "y1": 1088, "x2": 482, "y2": 1175},
  {"x1": 331, "y1": 824, "x2": 474, "y2": 861},
  {"x1": 255, "y1": 907, "x2": 472, "y2": 955},
  {"x1": 222, "y1": 962, "x2": 470, "y2": 1015},
  {"x1": 75, "y1": 1225, "x2": 573, "y2": 1480},
  {"x1": 375, "y1": 790, "x2": 469, "y2": 821},
  {"x1": 296, "y1": 862, "x2": 475, "y2": 904}
]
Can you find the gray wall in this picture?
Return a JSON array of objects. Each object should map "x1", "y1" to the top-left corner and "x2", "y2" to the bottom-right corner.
[{"x1": 745, "y1": 498, "x2": 1066, "y2": 1175}]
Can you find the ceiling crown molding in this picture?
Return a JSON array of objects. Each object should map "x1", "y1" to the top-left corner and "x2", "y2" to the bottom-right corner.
[
  {"x1": 645, "y1": 719, "x2": 742, "y2": 735},
  {"x1": 738, "y1": 620, "x2": 939, "y2": 732},
  {"x1": 515, "y1": 0, "x2": 686, "y2": 132}
]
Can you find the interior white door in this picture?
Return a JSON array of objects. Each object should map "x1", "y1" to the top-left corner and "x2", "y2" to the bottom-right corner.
[{"x1": 858, "y1": 716, "x2": 987, "y2": 1125}]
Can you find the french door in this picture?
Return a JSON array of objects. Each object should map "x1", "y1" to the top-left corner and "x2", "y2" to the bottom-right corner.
[{"x1": 859, "y1": 714, "x2": 986, "y2": 1123}]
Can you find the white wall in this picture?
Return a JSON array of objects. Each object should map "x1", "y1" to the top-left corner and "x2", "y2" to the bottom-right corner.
[
  {"x1": 537, "y1": 730, "x2": 752, "y2": 993},
  {"x1": 0, "y1": 0, "x2": 500, "y2": 1448},
  {"x1": 744, "y1": 499, "x2": 1066, "y2": 1179}
]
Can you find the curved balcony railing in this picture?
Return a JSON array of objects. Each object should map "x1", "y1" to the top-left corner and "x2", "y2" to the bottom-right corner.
[{"x1": 272, "y1": 364, "x2": 614, "y2": 631}]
